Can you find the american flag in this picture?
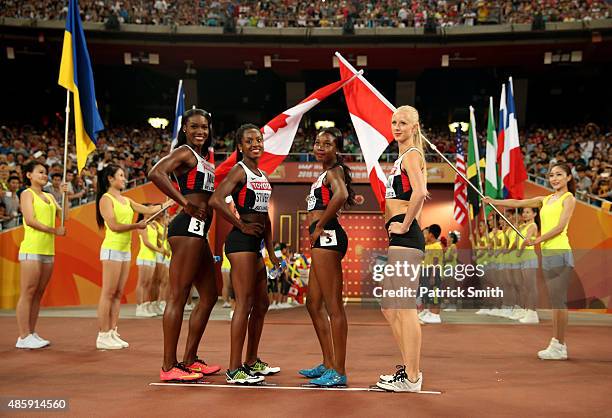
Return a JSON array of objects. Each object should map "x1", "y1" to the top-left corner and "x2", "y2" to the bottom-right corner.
[{"x1": 454, "y1": 128, "x2": 468, "y2": 225}]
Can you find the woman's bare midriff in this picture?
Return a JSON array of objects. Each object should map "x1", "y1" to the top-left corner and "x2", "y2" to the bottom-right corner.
[
  {"x1": 185, "y1": 193, "x2": 213, "y2": 223},
  {"x1": 239, "y1": 212, "x2": 268, "y2": 227},
  {"x1": 308, "y1": 209, "x2": 326, "y2": 226},
  {"x1": 385, "y1": 199, "x2": 411, "y2": 223}
]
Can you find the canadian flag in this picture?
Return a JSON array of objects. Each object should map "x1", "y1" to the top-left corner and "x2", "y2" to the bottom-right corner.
[
  {"x1": 215, "y1": 75, "x2": 359, "y2": 186},
  {"x1": 336, "y1": 52, "x2": 392, "y2": 211}
]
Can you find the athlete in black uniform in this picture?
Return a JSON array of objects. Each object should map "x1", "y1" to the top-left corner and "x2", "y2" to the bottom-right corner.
[
  {"x1": 148, "y1": 108, "x2": 221, "y2": 382},
  {"x1": 210, "y1": 124, "x2": 282, "y2": 384},
  {"x1": 298, "y1": 128, "x2": 354, "y2": 387}
]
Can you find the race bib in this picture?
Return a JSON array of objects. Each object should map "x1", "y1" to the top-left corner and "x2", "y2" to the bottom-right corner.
[
  {"x1": 202, "y1": 171, "x2": 215, "y2": 192},
  {"x1": 306, "y1": 194, "x2": 316, "y2": 211},
  {"x1": 187, "y1": 217, "x2": 205, "y2": 237},
  {"x1": 319, "y1": 230, "x2": 338, "y2": 247}
]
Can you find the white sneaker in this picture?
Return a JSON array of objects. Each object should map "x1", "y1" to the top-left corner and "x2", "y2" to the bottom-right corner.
[
  {"x1": 222, "y1": 301, "x2": 231, "y2": 308},
  {"x1": 185, "y1": 302, "x2": 195, "y2": 312},
  {"x1": 475, "y1": 308, "x2": 490, "y2": 315},
  {"x1": 159, "y1": 300, "x2": 167, "y2": 312},
  {"x1": 487, "y1": 308, "x2": 500, "y2": 316},
  {"x1": 151, "y1": 301, "x2": 164, "y2": 316},
  {"x1": 519, "y1": 310, "x2": 540, "y2": 324},
  {"x1": 145, "y1": 302, "x2": 161, "y2": 317},
  {"x1": 538, "y1": 338, "x2": 568, "y2": 360},
  {"x1": 418, "y1": 309, "x2": 430, "y2": 320},
  {"x1": 16, "y1": 334, "x2": 47, "y2": 349},
  {"x1": 509, "y1": 308, "x2": 527, "y2": 320},
  {"x1": 494, "y1": 306, "x2": 513, "y2": 318},
  {"x1": 421, "y1": 312, "x2": 442, "y2": 324},
  {"x1": 278, "y1": 302, "x2": 292, "y2": 309},
  {"x1": 136, "y1": 303, "x2": 156, "y2": 318},
  {"x1": 269, "y1": 303, "x2": 279, "y2": 310},
  {"x1": 111, "y1": 328, "x2": 129, "y2": 348},
  {"x1": 96, "y1": 331, "x2": 123, "y2": 350},
  {"x1": 32, "y1": 332, "x2": 50, "y2": 347},
  {"x1": 376, "y1": 367, "x2": 422, "y2": 392}
]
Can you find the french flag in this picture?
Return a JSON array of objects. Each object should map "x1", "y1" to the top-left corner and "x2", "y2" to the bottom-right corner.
[
  {"x1": 336, "y1": 52, "x2": 392, "y2": 212},
  {"x1": 215, "y1": 75, "x2": 359, "y2": 186},
  {"x1": 501, "y1": 77, "x2": 528, "y2": 199}
]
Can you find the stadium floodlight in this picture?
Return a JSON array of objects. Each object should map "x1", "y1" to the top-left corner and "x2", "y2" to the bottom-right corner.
[
  {"x1": 315, "y1": 120, "x2": 336, "y2": 130},
  {"x1": 571, "y1": 51, "x2": 583, "y2": 62},
  {"x1": 148, "y1": 118, "x2": 169, "y2": 129},
  {"x1": 448, "y1": 122, "x2": 469, "y2": 133},
  {"x1": 441, "y1": 54, "x2": 449, "y2": 67}
]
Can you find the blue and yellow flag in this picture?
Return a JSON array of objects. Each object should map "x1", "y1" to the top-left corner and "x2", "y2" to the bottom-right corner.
[{"x1": 58, "y1": 0, "x2": 104, "y2": 173}]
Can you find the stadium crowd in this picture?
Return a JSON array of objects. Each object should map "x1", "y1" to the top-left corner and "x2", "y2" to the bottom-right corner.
[
  {"x1": 1, "y1": 120, "x2": 609, "y2": 229},
  {"x1": 2, "y1": 0, "x2": 609, "y2": 28}
]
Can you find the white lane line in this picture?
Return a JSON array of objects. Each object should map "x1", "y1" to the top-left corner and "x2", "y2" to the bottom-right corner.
[{"x1": 149, "y1": 382, "x2": 442, "y2": 395}]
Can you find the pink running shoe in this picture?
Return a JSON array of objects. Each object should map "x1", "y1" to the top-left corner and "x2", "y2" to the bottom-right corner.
[
  {"x1": 160, "y1": 363, "x2": 204, "y2": 382},
  {"x1": 186, "y1": 358, "x2": 221, "y2": 375}
]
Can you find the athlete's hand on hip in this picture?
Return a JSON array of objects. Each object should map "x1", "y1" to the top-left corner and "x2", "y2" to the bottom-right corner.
[
  {"x1": 240, "y1": 221, "x2": 264, "y2": 236},
  {"x1": 309, "y1": 224, "x2": 329, "y2": 247},
  {"x1": 387, "y1": 222, "x2": 408, "y2": 235},
  {"x1": 184, "y1": 201, "x2": 207, "y2": 220},
  {"x1": 54, "y1": 226, "x2": 66, "y2": 236}
]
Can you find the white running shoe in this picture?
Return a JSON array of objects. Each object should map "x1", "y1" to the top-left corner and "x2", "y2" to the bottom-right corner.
[
  {"x1": 152, "y1": 301, "x2": 164, "y2": 316},
  {"x1": 421, "y1": 311, "x2": 442, "y2": 324},
  {"x1": 519, "y1": 310, "x2": 540, "y2": 324},
  {"x1": 509, "y1": 308, "x2": 527, "y2": 320},
  {"x1": 475, "y1": 308, "x2": 490, "y2": 315},
  {"x1": 376, "y1": 366, "x2": 422, "y2": 392},
  {"x1": 417, "y1": 309, "x2": 430, "y2": 320},
  {"x1": 268, "y1": 303, "x2": 279, "y2": 310},
  {"x1": 538, "y1": 338, "x2": 567, "y2": 360},
  {"x1": 16, "y1": 334, "x2": 48, "y2": 349},
  {"x1": 278, "y1": 302, "x2": 293, "y2": 309},
  {"x1": 494, "y1": 306, "x2": 513, "y2": 318},
  {"x1": 111, "y1": 328, "x2": 129, "y2": 348},
  {"x1": 136, "y1": 303, "x2": 156, "y2": 318},
  {"x1": 145, "y1": 302, "x2": 160, "y2": 316},
  {"x1": 96, "y1": 331, "x2": 123, "y2": 350},
  {"x1": 184, "y1": 302, "x2": 195, "y2": 312},
  {"x1": 222, "y1": 301, "x2": 231, "y2": 308},
  {"x1": 159, "y1": 300, "x2": 167, "y2": 312},
  {"x1": 487, "y1": 308, "x2": 500, "y2": 316},
  {"x1": 32, "y1": 332, "x2": 50, "y2": 347}
]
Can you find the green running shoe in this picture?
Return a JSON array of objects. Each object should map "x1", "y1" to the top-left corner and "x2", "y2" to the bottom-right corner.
[{"x1": 244, "y1": 358, "x2": 281, "y2": 376}]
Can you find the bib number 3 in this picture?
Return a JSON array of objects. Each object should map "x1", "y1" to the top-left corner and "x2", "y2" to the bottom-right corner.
[
  {"x1": 319, "y1": 230, "x2": 338, "y2": 247},
  {"x1": 187, "y1": 217, "x2": 205, "y2": 237}
]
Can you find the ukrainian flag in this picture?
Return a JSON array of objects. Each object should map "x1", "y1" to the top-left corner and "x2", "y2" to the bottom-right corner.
[{"x1": 58, "y1": 0, "x2": 104, "y2": 173}]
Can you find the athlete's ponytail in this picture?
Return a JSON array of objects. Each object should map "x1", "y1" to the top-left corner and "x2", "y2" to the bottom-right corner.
[
  {"x1": 395, "y1": 105, "x2": 428, "y2": 183},
  {"x1": 95, "y1": 164, "x2": 121, "y2": 228},
  {"x1": 318, "y1": 128, "x2": 356, "y2": 208}
]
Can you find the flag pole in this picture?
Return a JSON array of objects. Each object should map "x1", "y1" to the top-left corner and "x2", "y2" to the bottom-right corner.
[
  {"x1": 61, "y1": 89, "x2": 70, "y2": 227},
  {"x1": 426, "y1": 136, "x2": 523, "y2": 239}
]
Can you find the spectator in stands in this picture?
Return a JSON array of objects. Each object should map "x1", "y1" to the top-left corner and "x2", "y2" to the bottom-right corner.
[
  {"x1": 44, "y1": 173, "x2": 66, "y2": 209},
  {"x1": 2, "y1": 175, "x2": 21, "y2": 228}
]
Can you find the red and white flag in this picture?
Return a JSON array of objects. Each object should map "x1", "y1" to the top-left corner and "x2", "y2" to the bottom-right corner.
[
  {"x1": 215, "y1": 76, "x2": 359, "y2": 186},
  {"x1": 502, "y1": 77, "x2": 528, "y2": 198},
  {"x1": 336, "y1": 52, "x2": 392, "y2": 212}
]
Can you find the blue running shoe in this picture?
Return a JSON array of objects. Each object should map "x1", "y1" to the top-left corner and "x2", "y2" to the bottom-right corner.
[
  {"x1": 298, "y1": 364, "x2": 327, "y2": 378},
  {"x1": 310, "y1": 369, "x2": 347, "y2": 387}
]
